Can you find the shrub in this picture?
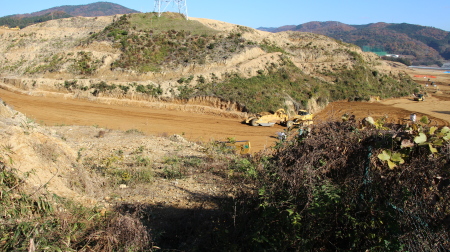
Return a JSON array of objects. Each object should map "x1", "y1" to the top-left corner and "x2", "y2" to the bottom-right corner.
[
  {"x1": 136, "y1": 84, "x2": 163, "y2": 97},
  {"x1": 225, "y1": 120, "x2": 450, "y2": 251}
]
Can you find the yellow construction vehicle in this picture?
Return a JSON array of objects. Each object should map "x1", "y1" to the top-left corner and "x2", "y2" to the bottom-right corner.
[
  {"x1": 225, "y1": 140, "x2": 251, "y2": 154},
  {"x1": 286, "y1": 110, "x2": 314, "y2": 128},
  {"x1": 245, "y1": 108, "x2": 313, "y2": 127},
  {"x1": 414, "y1": 94, "x2": 425, "y2": 101},
  {"x1": 245, "y1": 109, "x2": 289, "y2": 127}
]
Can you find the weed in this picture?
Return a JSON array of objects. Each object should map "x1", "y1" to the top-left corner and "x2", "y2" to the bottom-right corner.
[
  {"x1": 136, "y1": 83, "x2": 163, "y2": 96},
  {"x1": 225, "y1": 120, "x2": 450, "y2": 251},
  {"x1": 69, "y1": 51, "x2": 100, "y2": 75},
  {"x1": 77, "y1": 148, "x2": 84, "y2": 162},
  {"x1": 32, "y1": 141, "x2": 60, "y2": 163},
  {"x1": 183, "y1": 156, "x2": 203, "y2": 168},
  {"x1": 162, "y1": 156, "x2": 185, "y2": 179},
  {"x1": 163, "y1": 167, "x2": 184, "y2": 179},
  {"x1": 230, "y1": 157, "x2": 257, "y2": 178},
  {"x1": 125, "y1": 128, "x2": 144, "y2": 135},
  {"x1": 132, "y1": 146, "x2": 145, "y2": 154},
  {"x1": 20, "y1": 118, "x2": 35, "y2": 130},
  {"x1": 0, "y1": 161, "x2": 151, "y2": 251}
]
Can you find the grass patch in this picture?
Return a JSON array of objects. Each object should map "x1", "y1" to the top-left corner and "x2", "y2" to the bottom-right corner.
[
  {"x1": 125, "y1": 128, "x2": 144, "y2": 135},
  {"x1": 89, "y1": 151, "x2": 155, "y2": 186},
  {"x1": 129, "y1": 12, "x2": 218, "y2": 36}
]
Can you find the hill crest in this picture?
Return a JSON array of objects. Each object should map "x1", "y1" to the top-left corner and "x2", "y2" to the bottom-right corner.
[
  {"x1": 258, "y1": 21, "x2": 450, "y2": 66},
  {"x1": 3, "y1": 2, "x2": 139, "y2": 19}
]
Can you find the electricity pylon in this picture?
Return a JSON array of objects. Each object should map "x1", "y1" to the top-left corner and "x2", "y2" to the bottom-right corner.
[{"x1": 154, "y1": 0, "x2": 189, "y2": 20}]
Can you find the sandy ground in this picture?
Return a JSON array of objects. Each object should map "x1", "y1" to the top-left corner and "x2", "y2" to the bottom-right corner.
[
  {"x1": 0, "y1": 88, "x2": 285, "y2": 152},
  {"x1": 1, "y1": 68, "x2": 449, "y2": 153},
  {"x1": 315, "y1": 68, "x2": 450, "y2": 125}
]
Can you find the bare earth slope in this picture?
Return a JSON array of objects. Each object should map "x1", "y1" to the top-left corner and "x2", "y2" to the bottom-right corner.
[
  {"x1": 1, "y1": 15, "x2": 450, "y2": 209},
  {"x1": 0, "y1": 14, "x2": 407, "y2": 106},
  {"x1": 315, "y1": 68, "x2": 450, "y2": 125},
  {"x1": 0, "y1": 100, "x2": 234, "y2": 209},
  {"x1": 1, "y1": 67, "x2": 449, "y2": 209},
  {"x1": 2, "y1": 67, "x2": 450, "y2": 156}
]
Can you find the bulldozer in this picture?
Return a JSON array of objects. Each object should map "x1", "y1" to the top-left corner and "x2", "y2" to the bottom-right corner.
[{"x1": 245, "y1": 109, "x2": 313, "y2": 127}]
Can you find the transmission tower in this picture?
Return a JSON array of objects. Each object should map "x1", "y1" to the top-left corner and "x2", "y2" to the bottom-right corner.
[{"x1": 154, "y1": 0, "x2": 189, "y2": 20}]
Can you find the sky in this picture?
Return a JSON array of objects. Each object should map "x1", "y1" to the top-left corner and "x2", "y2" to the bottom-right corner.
[{"x1": 2, "y1": 0, "x2": 450, "y2": 31}]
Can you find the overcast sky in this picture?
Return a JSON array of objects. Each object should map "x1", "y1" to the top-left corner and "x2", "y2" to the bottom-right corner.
[{"x1": 2, "y1": 0, "x2": 450, "y2": 31}]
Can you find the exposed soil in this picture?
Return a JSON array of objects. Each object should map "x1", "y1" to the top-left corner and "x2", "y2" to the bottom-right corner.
[
  {"x1": 1, "y1": 68, "x2": 450, "y2": 154},
  {"x1": 0, "y1": 87, "x2": 285, "y2": 153},
  {"x1": 1, "y1": 66, "x2": 450, "y2": 239},
  {"x1": 2, "y1": 16, "x2": 450, "y2": 246}
]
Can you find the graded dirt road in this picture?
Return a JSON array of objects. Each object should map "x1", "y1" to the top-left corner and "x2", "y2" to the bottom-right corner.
[
  {"x1": 315, "y1": 68, "x2": 450, "y2": 126},
  {"x1": 0, "y1": 88, "x2": 285, "y2": 152},
  {"x1": 1, "y1": 68, "x2": 449, "y2": 153}
]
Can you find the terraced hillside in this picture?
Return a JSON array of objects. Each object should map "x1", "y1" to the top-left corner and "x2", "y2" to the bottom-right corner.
[{"x1": 0, "y1": 12, "x2": 415, "y2": 114}]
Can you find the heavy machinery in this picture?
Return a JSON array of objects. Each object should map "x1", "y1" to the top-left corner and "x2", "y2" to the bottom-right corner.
[
  {"x1": 414, "y1": 94, "x2": 425, "y2": 101},
  {"x1": 225, "y1": 140, "x2": 251, "y2": 154},
  {"x1": 286, "y1": 110, "x2": 314, "y2": 128},
  {"x1": 245, "y1": 109, "x2": 289, "y2": 127},
  {"x1": 245, "y1": 109, "x2": 313, "y2": 127}
]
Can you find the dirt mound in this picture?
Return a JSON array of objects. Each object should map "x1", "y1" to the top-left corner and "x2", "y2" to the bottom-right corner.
[{"x1": 0, "y1": 100, "x2": 90, "y2": 202}]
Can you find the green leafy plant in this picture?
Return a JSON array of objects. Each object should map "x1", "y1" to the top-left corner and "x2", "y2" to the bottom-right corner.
[{"x1": 377, "y1": 149, "x2": 405, "y2": 169}]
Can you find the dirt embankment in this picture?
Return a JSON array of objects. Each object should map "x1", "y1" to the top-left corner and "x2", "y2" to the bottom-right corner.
[
  {"x1": 1, "y1": 67, "x2": 450, "y2": 154},
  {"x1": 0, "y1": 15, "x2": 406, "y2": 98}
]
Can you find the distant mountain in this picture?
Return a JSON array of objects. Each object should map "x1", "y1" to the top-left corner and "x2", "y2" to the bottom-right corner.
[
  {"x1": 258, "y1": 22, "x2": 450, "y2": 66},
  {"x1": 0, "y1": 2, "x2": 139, "y2": 28}
]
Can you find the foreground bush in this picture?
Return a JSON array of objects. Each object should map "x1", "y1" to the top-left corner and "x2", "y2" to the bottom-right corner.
[
  {"x1": 225, "y1": 120, "x2": 450, "y2": 251},
  {"x1": 2, "y1": 119, "x2": 449, "y2": 251}
]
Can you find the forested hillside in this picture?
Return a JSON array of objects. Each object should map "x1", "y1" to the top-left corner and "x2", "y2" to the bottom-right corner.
[
  {"x1": 0, "y1": 2, "x2": 139, "y2": 28},
  {"x1": 0, "y1": 11, "x2": 72, "y2": 29},
  {"x1": 260, "y1": 21, "x2": 450, "y2": 66}
]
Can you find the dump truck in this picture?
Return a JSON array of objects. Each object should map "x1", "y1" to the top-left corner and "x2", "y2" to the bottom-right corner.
[{"x1": 245, "y1": 109, "x2": 313, "y2": 127}]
